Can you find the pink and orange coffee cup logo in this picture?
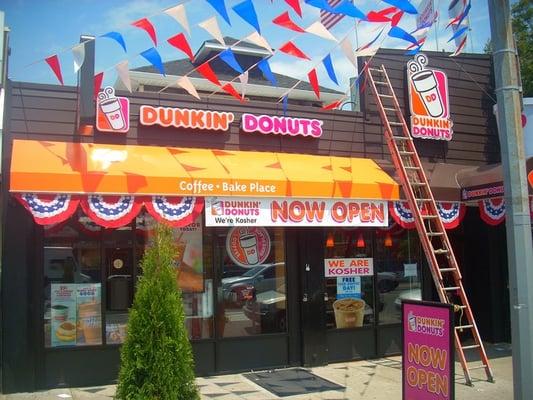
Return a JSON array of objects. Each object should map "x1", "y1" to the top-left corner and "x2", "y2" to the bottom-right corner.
[
  {"x1": 408, "y1": 54, "x2": 453, "y2": 141},
  {"x1": 96, "y1": 87, "x2": 130, "y2": 133},
  {"x1": 226, "y1": 227, "x2": 271, "y2": 268}
]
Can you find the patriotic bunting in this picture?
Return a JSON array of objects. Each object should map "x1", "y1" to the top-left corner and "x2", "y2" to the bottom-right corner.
[
  {"x1": 197, "y1": 62, "x2": 222, "y2": 86},
  {"x1": 272, "y1": 11, "x2": 305, "y2": 33},
  {"x1": 320, "y1": 0, "x2": 346, "y2": 30},
  {"x1": 479, "y1": 198, "x2": 505, "y2": 226},
  {"x1": 206, "y1": 0, "x2": 232, "y2": 25},
  {"x1": 233, "y1": 0, "x2": 261, "y2": 34},
  {"x1": 279, "y1": 41, "x2": 310, "y2": 60},
  {"x1": 177, "y1": 76, "x2": 201, "y2": 99},
  {"x1": 132, "y1": 18, "x2": 158, "y2": 46},
  {"x1": 284, "y1": 0, "x2": 303, "y2": 17},
  {"x1": 72, "y1": 43, "x2": 85, "y2": 73},
  {"x1": 305, "y1": 21, "x2": 338, "y2": 41},
  {"x1": 164, "y1": 4, "x2": 190, "y2": 35},
  {"x1": 246, "y1": 32, "x2": 273, "y2": 53},
  {"x1": 140, "y1": 47, "x2": 165, "y2": 76},
  {"x1": 257, "y1": 59, "x2": 278, "y2": 86},
  {"x1": 15, "y1": 193, "x2": 79, "y2": 225},
  {"x1": 199, "y1": 17, "x2": 225, "y2": 45},
  {"x1": 389, "y1": 201, "x2": 417, "y2": 229},
  {"x1": 81, "y1": 195, "x2": 143, "y2": 228},
  {"x1": 382, "y1": 0, "x2": 417, "y2": 15},
  {"x1": 322, "y1": 54, "x2": 338, "y2": 85},
  {"x1": 76, "y1": 216, "x2": 102, "y2": 237},
  {"x1": 144, "y1": 196, "x2": 204, "y2": 227},
  {"x1": 45, "y1": 55, "x2": 64, "y2": 85},
  {"x1": 436, "y1": 202, "x2": 466, "y2": 229},
  {"x1": 116, "y1": 61, "x2": 132, "y2": 92},
  {"x1": 308, "y1": 68, "x2": 320, "y2": 99},
  {"x1": 219, "y1": 48, "x2": 244, "y2": 74},
  {"x1": 167, "y1": 33, "x2": 194, "y2": 61},
  {"x1": 101, "y1": 32, "x2": 127, "y2": 53}
]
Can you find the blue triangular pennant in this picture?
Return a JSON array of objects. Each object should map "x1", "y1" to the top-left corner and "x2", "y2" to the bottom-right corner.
[
  {"x1": 322, "y1": 54, "x2": 339, "y2": 86},
  {"x1": 219, "y1": 48, "x2": 244, "y2": 74},
  {"x1": 140, "y1": 47, "x2": 165, "y2": 76},
  {"x1": 333, "y1": 0, "x2": 366, "y2": 20},
  {"x1": 206, "y1": 0, "x2": 232, "y2": 25},
  {"x1": 282, "y1": 95, "x2": 288, "y2": 116},
  {"x1": 448, "y1": 26, "x2": 469, "y2": 42},
  {"x1": 304, "y1": 0, "x2": 334, "y2": 12},
  {"x1": 456, "y1": 1, "x2": 471, "y2": 29},
  {"x1": 257, "y1": 59, "x2": 277, "y2": 87},
  {"x1": 382, "y1": 0, "x2": 417, "y2": 15},
  {"x1": 101, "y1": 32, "x2": 127, "y2": 53},
  {"x1": 388, "y1": 26, "x2": 419, "y2": 46},
  {"x1": 232, "y1": 0, "x2": 261, "y2": 34}
]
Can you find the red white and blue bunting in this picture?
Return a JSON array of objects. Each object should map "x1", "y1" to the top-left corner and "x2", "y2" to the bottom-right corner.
[
  {"x1": 144, "y1": 196, "x2": 204, "y2": 227},
  {"x1": 389, "y1": 200, "x2": 466, "y2": 230},
  {"x1": 81, "y1": 195, "x2": 142, "y2": 228},
  {"x1": 15, "y1": 193, "x2": 80, "y2": 225},
  {"x1": 478, "y1": 198, "x2": 505, "y2": 226},
  {"x1": 14, "y1": 193, "x2": 205, "y2": 229}
]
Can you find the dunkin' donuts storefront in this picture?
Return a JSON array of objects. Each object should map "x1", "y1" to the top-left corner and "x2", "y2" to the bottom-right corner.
[{"x1": 1, "y1": 50, "x2": 511, "y2": 393}]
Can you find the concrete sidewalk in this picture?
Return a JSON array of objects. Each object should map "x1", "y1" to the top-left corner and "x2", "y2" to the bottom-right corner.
[{"x1": 2, "y1": 344, "x2": 512, "y2": 399}]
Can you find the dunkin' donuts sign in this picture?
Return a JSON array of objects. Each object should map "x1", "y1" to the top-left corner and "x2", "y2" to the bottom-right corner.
[
  {"x1": 408, "y1": 54, "x2": 453, "y2": 141},
  {"x1": 226, "y1": 227, "x2": 271, "y2": 268}
]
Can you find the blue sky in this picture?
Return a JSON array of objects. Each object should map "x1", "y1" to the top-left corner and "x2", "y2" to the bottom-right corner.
[{"x1": 2, "y1": 0, "x2": 495, "y2": 93}]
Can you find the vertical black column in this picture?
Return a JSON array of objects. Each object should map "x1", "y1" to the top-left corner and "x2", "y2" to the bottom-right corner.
[{"x1": 77, "y1": 35, "x2": 95, "y2": 136}]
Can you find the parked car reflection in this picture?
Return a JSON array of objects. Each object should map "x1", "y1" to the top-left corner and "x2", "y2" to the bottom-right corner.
[{"x1": 243, "y1": 282, "x2": 287, "y2": 333}]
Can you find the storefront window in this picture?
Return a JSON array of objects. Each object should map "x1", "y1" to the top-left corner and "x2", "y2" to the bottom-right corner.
[
  {"x1": 216, "y1": 227, "x2": 286, "y2": 337},
  {"x1": 44, "y1": 213, "x2": 103, "y2": 348},
  {"x1": 375, "y1": 228, "x2": 423, "y2": 324},
  {"x1": 325, "y1": 230, "x2": 375, "y2": 330}
]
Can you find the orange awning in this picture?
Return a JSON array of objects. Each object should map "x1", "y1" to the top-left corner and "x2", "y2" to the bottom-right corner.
[{"x1": 10, "y1": 139, "x2": 399, "y2": 200}]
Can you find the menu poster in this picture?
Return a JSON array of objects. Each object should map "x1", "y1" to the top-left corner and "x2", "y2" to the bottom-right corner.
[
  {"x1": 51, "y1": 284, "x2": 77, "y2": 347},
  {"x1": 76, "y1": 284, "x2": 102, "y2": 346},
  {"x1": 175, "y1": 215, "x2": 204, "y2": 293}
]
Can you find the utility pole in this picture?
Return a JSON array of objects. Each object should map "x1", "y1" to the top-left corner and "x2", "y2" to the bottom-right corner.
[{"x1": 487, "y1": 1, "x2": 533, "y2": 399}]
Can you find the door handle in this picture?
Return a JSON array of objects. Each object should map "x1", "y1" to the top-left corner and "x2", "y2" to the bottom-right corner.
[{"x1": 302, "y1": 293, "x2": 308, "y2": 302}]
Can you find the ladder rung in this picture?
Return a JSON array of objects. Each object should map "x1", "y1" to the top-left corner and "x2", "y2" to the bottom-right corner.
[
  {"x1": 427, "y1": 232, "x2": 443, "y2": 236},
  {"x1": 369, "y1": 68, "x2": 383, "y2": 73},
  {"x1": 383, "y1": 107, "x2": 396, "y2": 112},
  {"x1": 405, "y1": 166, "x2": 420, "y2": 170},
  {"x1": 439, "y1": 268, "x2": 456, "y2": 272},
  {"x1": 434, "y1": 249, "x2": 449, "y2": 254},
  {"x1": 379, "y1": 94, "x2": 394, "y2": 98},
  {"x1": 375, "y1": 81, "x2": 388, "y2": 85},
  {"x1": 389, "y1": 122, "x2": 404, "y2": 126},
  {"x1": 443, "y1": 286, "x2": 460, "y2": 291},
  {"x1": 399, "y1": 151, "x2": 415, "y2": 155},
  {"x1": 410, "y1": 182, "x2": 428, "y2": 186},
  {"x1": 456, "y1": 325, "x2": 474, "y2": 330},
  {"x1": 392, "y1": 136, "x2": 410, "y2": 141},
  {"x1": 468, "y1": 364, "x2": 488, "y2": 371},
  {"x1": 455, "y1": 305, "x2": 467, "y2": 309},
  {"x1": 462, "y1": 344, "x2": 481, "y2": 350}
]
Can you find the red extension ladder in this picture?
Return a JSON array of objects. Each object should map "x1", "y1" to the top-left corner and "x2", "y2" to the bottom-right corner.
[{"x1": 366, "y1": 64, "x2": 494, "y2": 386}]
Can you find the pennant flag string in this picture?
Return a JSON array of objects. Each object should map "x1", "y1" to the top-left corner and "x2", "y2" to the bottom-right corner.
[
  {"x1": 272, "y1": 11, "x2": 305, "y2": 33},
  {"x1": 196, "y1": 62, "x2": 222, "y2": 86},
  {"x1": 72, "y1": 43, "x2": 85, "y2": 74},
  {"x1": 381, "y1": 0, "x2": 418, "y2": 15},
  {"x1": 238, "y1": 71, "x2": 249, "y2": 100},
  {"x1": 177, "y1": 76, "x2": 201, "y2": 99},
  {"x1": 101, "y1": 31, "x2": 128, "y2": 53},
  {"x1": 93, "y1": 71, "x2": 104, "y2": 99},
  {"x1": 199, "y1": 16, "x2": 226, "y2": 45},
  {"x1": 232, "y1": 0, "x2": 261, "y2": 34},
  {"x1": 205, "y1": 0, "x2": 232, "y2": 26},
  {"x1": 115, "y1": 60, "x2": 132, "y2": 92},
  {"x1": 140, "y1": 47, "x2": 165, "y2": 76},
  {"x1": 307, "y1": 68, "x2": 320, "y2": 99},
  {"x1": 322, "y1": 54, "x2": 338, "y2": 85},
  {"x1": 219, "y1": 48, "x2": 244, "y2": 74},
  {"x1": 284, "y1": 0, "x2": 302, "y2": 17},
  {"x1": 167, "y1": 33, "x2": 194, "y2": 61},
  {"x1": 164, "y1": 4, "x2": 191, "y2": 35},
  {"x1": 279, "y1": 41, "x2": 310, "y2": 60},
  {"x1": 132, "y1": 18, "x2": 158, "y2": 46},
  {"x1": 45, "y1": 55, "x2": 64, "y2": 85},
  {"x1": 257, "y1": 58, "x2": 278, "y2": 86}
]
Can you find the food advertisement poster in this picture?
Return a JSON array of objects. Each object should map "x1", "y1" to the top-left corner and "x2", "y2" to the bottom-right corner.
[
  {"x1": 175, "y1": 215, "x2": 204, "y2": 293},
  {"x1": 51, "y1": 284, "x2": 77, "y2": 347},
  {"x1": 402, "y1": 301, "x2": 454, "y2": 400},
  {"x1": 226, "y1": 226, "x2": 271, "y2": 268},
  {"x1": 76, "y1": 284, "x2": 102, "y2": 346},
  {"x1": 206, "y1": 197, "x2": 388, "y2": 227},
  {"x1": 337, "y1": 277, "x2": 362, "y2": 299}
]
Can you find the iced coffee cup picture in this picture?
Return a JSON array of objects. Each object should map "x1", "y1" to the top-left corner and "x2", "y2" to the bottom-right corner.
[
  {"x1": 333, "y1": 298, "x2": 365, "y2": 329},
  {"x1": 78, "y1": 302, "x2": 102, "y2": 345},
  {"x1": 411, "y1": 70, "x2": 444, "y2": 118},
  {"x1": 96, "y1": 86, "x2": 129, "y2": 133},
  {"x1": 239, "y1": 233, "x2": 259, "y2": 265},
  {"x1": 99, "y1": 97, "x2": 126, "y2": 130},
  {"x1": 51, "y1": 304, "x2": 69, "y2": 322}
]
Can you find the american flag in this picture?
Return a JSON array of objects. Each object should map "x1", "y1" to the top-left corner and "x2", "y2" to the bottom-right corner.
[{"x1": 320, "y1": 0, "x2": 348, "y2": 30}]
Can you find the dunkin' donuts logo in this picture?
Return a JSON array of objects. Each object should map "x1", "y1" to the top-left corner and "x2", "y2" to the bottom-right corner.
[
  {"x1": 408, "y1": 54, "x2": 453, "y2": 141},
  {"x1": 96, "y1": 87, "x2": 130, "y2": 133},
  {"x1": 226, "y1": 227, "x2": 271, "y2": 268},
  {"x1": 407, "y1": 311, "x2": 445, "y2": 337}
]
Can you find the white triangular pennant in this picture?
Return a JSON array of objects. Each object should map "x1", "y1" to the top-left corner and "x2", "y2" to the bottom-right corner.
[
  {"x1": 199, "y1": 17, "x2": 225, "y2": 45},
  {"x1": 115, "y1": 60, "x2": 132, "y2": 92},
  {"x1": 245, "y1": 32, "x2": 273, "y2": 53},
  {"x1": 164, "y1": 4, "x2": 190, "y2": 35},
  {"x1": 238, "y1": 71, "x2": 249, "y2": 100},
  {"x1": 72, "y1": 43, "x2": 85, "y2": 73},
  {"x1": 340, "y1": 37, "x2": 356, "y2": 68},
  {"x1": 304, "y1": 22, "x2": 338, "y2": 42},
  {"x1": 355, "y1": 47, "x2": 380, "y2": 57},
  {"x1": 177, "y1": 76, "x2": 200, "y2": 100}
]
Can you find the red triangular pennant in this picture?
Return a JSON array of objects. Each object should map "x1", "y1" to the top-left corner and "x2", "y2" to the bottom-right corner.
[
  {"x1": 93, "y1": 72, "x2": 104, "y2": 99},
  {"x1": 376, "y1": 6, "x2": 398, "y2": 16},
  {"x1": 132, "y1": 18, "x2": 157, "y2": 46},
  {"x1": 196, "y1": 62, "x2": 221, "y2": 86},
  {"x1": 167, "y1": 33, "x2": 194, "y2": 61},
  {"x1": 284, "y1": 0, "x2": 302, "y2": 17},
  {"x1": 45, "y1": 55, "x2": 63, "y2": 85},
  {"x1": 391, "y1": 11, "x2": 404, "y2": 26},
  {"x1": 272, "y1": 11, "x2": 305, "y2": 32},
  {"x1": 366, "y1": 11, "x2": 391, "y2": 22},
  {"x1": 222, "y1": 83, "x2": 245, "y2": 102},
  {"x1": 307, "y1": 68, "x2": 320, "y2": 99},
  {"x1": 279, "y1": 41, "x2": 310, "y2": 60},
  {"x1": 322, "y1": 99, "x2": 343, "y2": 110}
]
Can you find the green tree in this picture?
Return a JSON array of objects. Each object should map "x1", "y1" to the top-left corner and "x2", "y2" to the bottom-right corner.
[
  {"x1": 512, "y1": 0, "x2": 533, "y2": 97},
  {"x1": 117, "y1": 224, "x2": 199, "y2": 400}
]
